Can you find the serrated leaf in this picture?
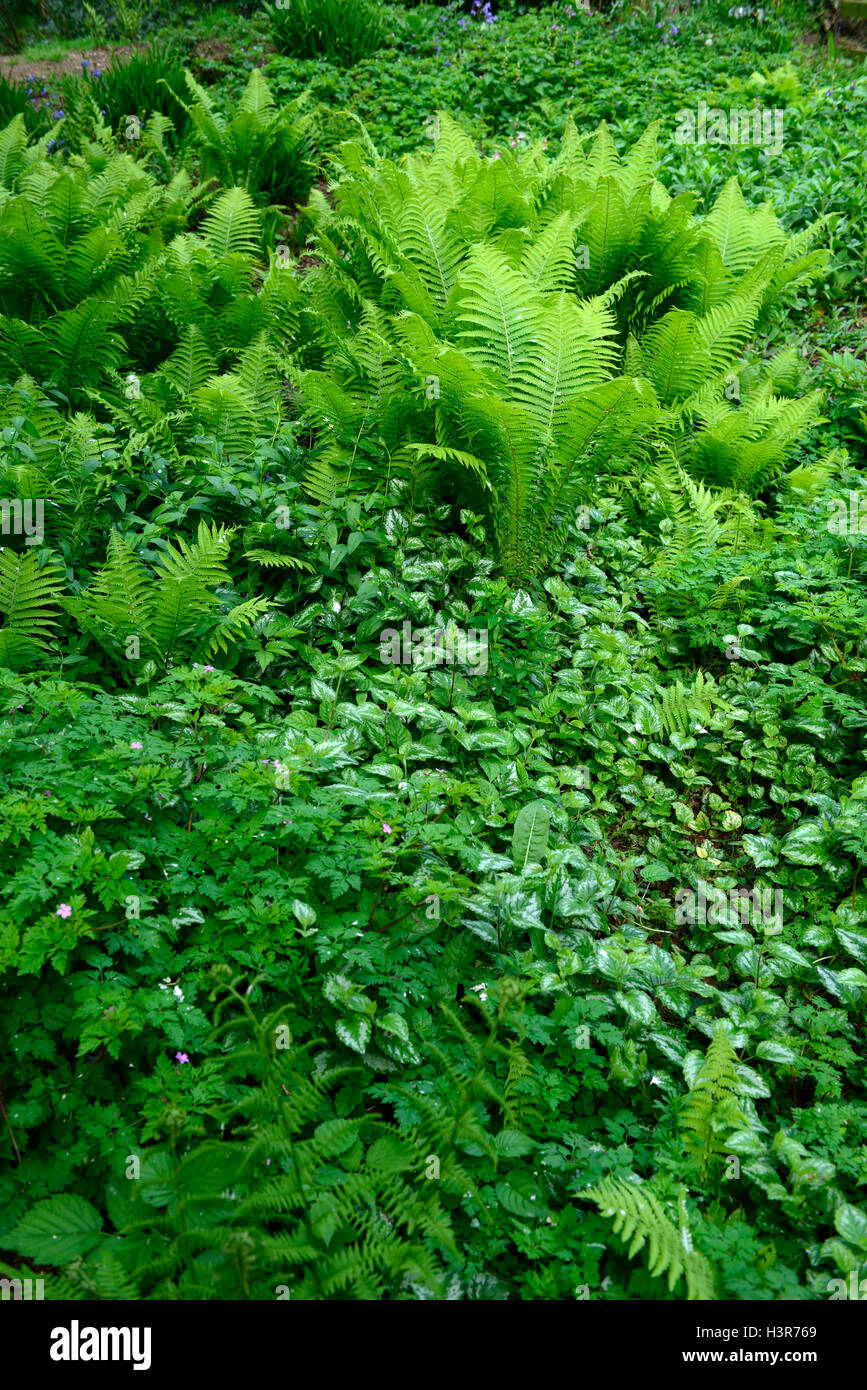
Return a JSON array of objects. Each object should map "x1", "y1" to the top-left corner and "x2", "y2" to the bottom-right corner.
[
  {"x1": 734, "y1": 1062, "x2": 771, "y2": 1099},
  {"x1": 171, "y1": 905, "x2": 204, "y2": 928},
  {"x1": 767, "y1": 941, "x2": 810, "y2": 968},
  {"x1": 378, "y1": 1012, "x2": 410, "y2": 1043},
  {"x1": 495, "y1": 1182, "x2": 540, "y2": 1219},
  {"x1": 336, "y1": 1016, "x2": 372, "y2": 1054},
  {"x1": 176, "y1": 1143, "x2": 242, "y2": 1196},
  {"x1": 139, "y1": 1151, "x2": 178, "y2": 1207},
  {"x1": 292, "y1": 899, "x2": 317, "y2": 928},
  {"x1": 779, "y1": 822, "x2": 826, "y2": 865},
  {"x1": 493, "y1": 1130, "x2": 537, "y2": 1158},
  {"x1": 742, "y1": 834, "x2": 779, "y2": 867},
  {"x1": 817, "y1": 965, "x2": 867, "y2": 1003},
  {"x1": 836, "y1": 928, "x2": 867, "y2": 966},
  {"x1": 8, "y1": 1195, "x2": 103, "y2": 1263},
  {"x1": 367, "y1": 1136, "x2": 416, "y2": 1172},
  {"x1": 615, "y1": 989, "x2": 656, "y2": 1025},
  {"x1": 683, "y1": 1051, "x2": 705, "y2": 1087}
]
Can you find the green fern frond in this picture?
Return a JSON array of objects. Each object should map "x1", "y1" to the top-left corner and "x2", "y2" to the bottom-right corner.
[
  {"x1": 695, "y1": 291, "x2": 762, "y2": 376},
  {"x1": 158, "y1": 325, "x2": 214, "y2": 397},
  {"x1": 520, "y1": 210, "x2": 580, "y2": 292},
  {"x1": 702, "y1": 178, "x2": 785, "y2": 276},
  {"x1": 243, "y1": 548, "x2": 314, "y2": 572},
  {"x1": 205, "y1": 595, "x2": 272, "y2": 657},
  {"x1": 653, "y1": 669, "x2": 728, "y2": 737},
  {"x1": 680, "y1": 1023, "x2": 751, "y2": 1180},
  {"x1": 0, "y1": 115, "x2": 28, "y2": 191},
  {"x1": 199, "y1": 187, "x2": 261, "y2": 258},
  {"x1": 585, "y1": 1177, "x2": 716, "y2": 1299},
  {"x1": 503, "y1": 1040, "x2": 543, "y2": 1131},
  {"x1": 0, "y1": 549, "x2": 64, "y2": 668},
  {"x1": 303, "y1": 452, "x2": 349, "y2": 505}
]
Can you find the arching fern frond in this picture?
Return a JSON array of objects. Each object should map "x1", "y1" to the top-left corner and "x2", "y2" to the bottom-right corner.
[
  {"x1": 0, "y1": 549, "x2": 64, "y2": 669},
  {"x1": 680, "y1": 1023, "x2": 751, "y2": 1180},
  {"x1": 584, "y1": 1177, "x2": 716, "y2": 1300}
]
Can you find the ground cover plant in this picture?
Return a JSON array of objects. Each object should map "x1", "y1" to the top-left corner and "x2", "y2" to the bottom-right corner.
[{"x1": 0, "y1": 0, "x2": 865, "y2": 1305}]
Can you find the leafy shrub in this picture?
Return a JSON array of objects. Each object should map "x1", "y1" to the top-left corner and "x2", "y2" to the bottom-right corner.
[
  {"x1": 265, "y1": 0, "x2": 387, "y2": 67},
  {"x1": 1, "y1": 475, "x2": 866, "y2": 1301},
  {"x1": 3, "y1": 981, "x2": 469, "y2": 1299}
]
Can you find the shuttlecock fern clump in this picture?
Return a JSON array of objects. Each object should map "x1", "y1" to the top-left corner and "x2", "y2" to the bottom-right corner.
[
  {"x1": 0, "y1": 119, "x2": 193, "y2": 397},
  {"x1": 177, "y1": 67, "x2": 315, "y2": 206},
  {"x1": 294, "y1": 113, "x2": 828, "y2": 579}
]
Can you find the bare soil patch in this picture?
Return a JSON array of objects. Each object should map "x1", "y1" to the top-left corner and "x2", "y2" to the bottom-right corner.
[
  {"x1": 0, "y1": 37, "x2": 263, "y2": 86},
  {"x1": 0, "y1": 43, "x2": 148, "y2": 84}
]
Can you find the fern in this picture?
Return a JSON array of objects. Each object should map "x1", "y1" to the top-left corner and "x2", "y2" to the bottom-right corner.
[
  {"x1": 179, "y1": 68, "x2": 314, "y2": 205},
  {"x1": 243, "y1": 548, "x2": 313, "y2": 573},
  {"x1": 199, "y1": 186, "x2": 262, "y2": 258},
  {"x1": 0, "y1": 137, "x2": 188, "y2": 399},
  {"x1": 65, "y1": 521, "x2": 265, "y2": 671},
  {"x1": 5, "y1": 980, "x2": 468, "y2": 1300},
  {"x1": 646, "y1": 670, "x2": 730, "y2": 738},
  {"x1": 0, "y1": 549, "x2": 64, "y2": 669},
  {"x1": 503, "y1": 1040, "x2": 543, "y2": 1132},
  {"x1": 293, "y1": 114, "x2": 825, "y2": 579},
  {"x1": 585, "y1": 1176, "x2": 717, "y2": 1300},
  {"x1": 680, "y1": 1023, "x2": 751, "y2": 1180},
  {"x1": 0, "y1": 113, "x2": 29, "y2": 191}
]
